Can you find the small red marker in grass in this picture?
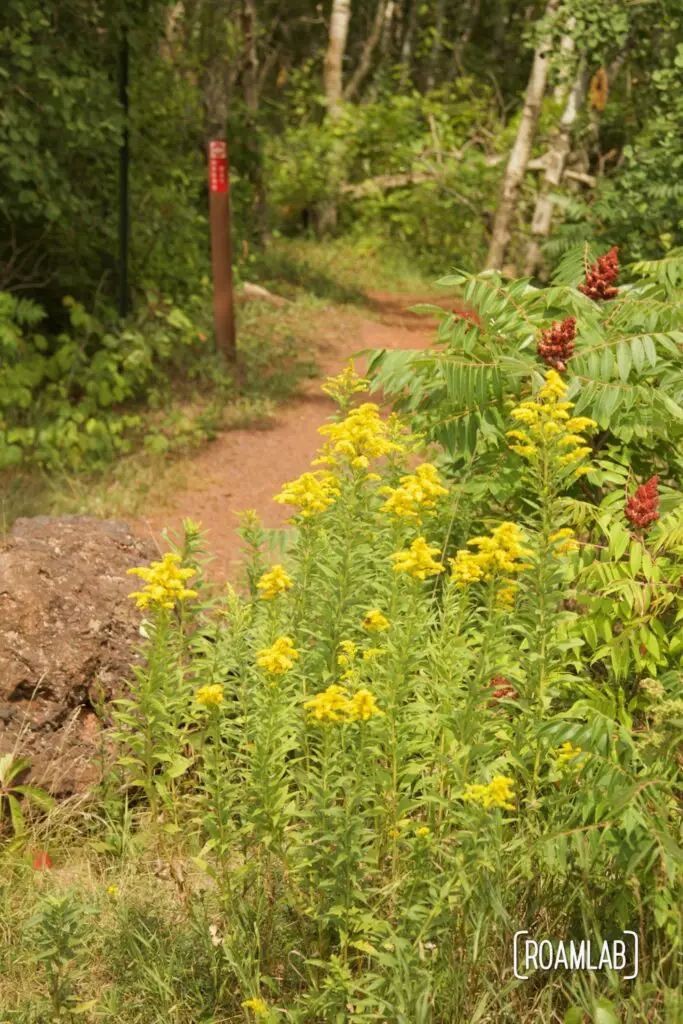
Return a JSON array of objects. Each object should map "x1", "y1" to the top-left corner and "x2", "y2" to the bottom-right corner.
[{"x1": 32, "y1": 850, "x2": 53, "y2": 870}]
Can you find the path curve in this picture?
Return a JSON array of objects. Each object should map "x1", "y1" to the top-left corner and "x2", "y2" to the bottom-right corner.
[{"x1": 133, "y1": 292, "x2": 464, "y2": 578}]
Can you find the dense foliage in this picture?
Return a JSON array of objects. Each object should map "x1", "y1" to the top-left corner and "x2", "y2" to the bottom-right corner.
[
  {"x1": 2, "y1": 341, "x2": 680, "y2": 1019},
  {"x1": 1, "y1": 0, "x2": 682, "y2": 474}
]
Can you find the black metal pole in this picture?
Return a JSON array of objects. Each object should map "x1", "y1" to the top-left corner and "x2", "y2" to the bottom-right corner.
[{"x1": 118, "y1": 26, "x2": 130, "y2": 318}]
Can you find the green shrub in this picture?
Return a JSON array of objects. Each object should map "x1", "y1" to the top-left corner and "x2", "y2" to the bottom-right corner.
[{"x1": 0, "y1": 287, "x2": 220, "y2": 471}]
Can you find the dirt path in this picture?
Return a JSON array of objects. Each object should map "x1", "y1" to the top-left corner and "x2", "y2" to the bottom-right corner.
[{"x1": 133, "y1": 292, "x2": 462, "y2": 579}]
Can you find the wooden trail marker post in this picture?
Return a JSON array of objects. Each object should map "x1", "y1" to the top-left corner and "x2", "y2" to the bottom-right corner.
[{"x1": 208, "y1": 139, "x2": 236, "y2": 360}]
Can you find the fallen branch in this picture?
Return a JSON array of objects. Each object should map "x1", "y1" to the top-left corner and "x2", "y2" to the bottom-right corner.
[
  {"x1": 527, "y1": 156, "x2": 596, "y2": 187},
  {"x1": 241, "y1": 282, "x2": 292, "y2": 307},
  {"x1": 564, "y1": 169, "x2": 596, "y2": 187},
  {"x1": 340, "y1": 172, "x2": 436, "y2": 198}
]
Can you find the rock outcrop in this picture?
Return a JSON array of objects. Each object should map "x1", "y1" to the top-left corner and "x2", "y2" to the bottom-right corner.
[{"x1": 0, "y1": 516, "x2": 155, "y2": 796}]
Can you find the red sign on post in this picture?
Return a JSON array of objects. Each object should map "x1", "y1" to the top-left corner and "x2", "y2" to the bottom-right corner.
[{"x1": 208, "y1": 140, "x2": 228, "y2": 194}]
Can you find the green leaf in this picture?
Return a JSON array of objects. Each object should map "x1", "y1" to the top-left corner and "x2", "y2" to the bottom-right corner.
[
  {"x1": 630, "y1": 336, "x2": 645, "y2": 373},
  {"x1": 629, "y1": 542, "x2": 642, "y2": 576},
  {"x1": 593, "y1": 999, "x2": 619, "y2": 1024},
  {"x1": 616, "y1": 342, "x2": 631, "y2": 381},
  {"x1": 564, "y1": 1008, "x2": 585, "y2": 1024},
  {"x1": 12, "y1": 785, "x2": 55, "y2": 811},
  {"x1": 165, "y1": 755, "x2": 193, "y2": 779},
  {"x1": 408, "y1": 303, "x2": 449, "y2": 319},
  {"x1": 8, "y1": 794, "x2": 25, "y2": 835}
]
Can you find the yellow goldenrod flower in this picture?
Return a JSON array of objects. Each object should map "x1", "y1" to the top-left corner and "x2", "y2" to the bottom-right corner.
[
  {"x1": 508, "y1": 370, "x2": 596, "y2": 472},
  {"x1": 241, "y1": 999, "x2": 269, "y2": 1017},
  {"x1": 506, "y1": 429, "x2": 532, "y2": 443},
  {"x1": 388, "y1": 828, "x2": 400, "y2": 839},
  {"x1": 107, "y1": 885, "x2": 119, "y2": 897},
  {"x1": 462, "y1": 775, "x2": 516, "y2": 811},
  {"x1": 509, "y1": 443, "x2": 538, "y2": 458},
  {"x1": 317, "y1": 403, "x2": 405, "y2": 466},
  {"x1": 196, "y1": 683, "x2": 224, "y2": 707},
  {"x1": 362, "y1": 609, "x2": 390, "y2": 632},
  {"x1": 565, "y1": 416, "x2": 598, "y2": 432},
  {"x1": 451, "y1": 522, "x2": 532, "y2": 587},
  {"x1": 320, "y1": 360, "x2": 370, "y2": 402},
  {"x1": 380, "y1": 463, "x2": 448, "y2": 520},
  {"x1": 362, "y1": 647, "x2": 384, "y2": 661},
  {"x1": 127, "y1": 552, "x2": 197, "y2": 610},
  {"x1": 304, "y1": 684, "x2": 382, "y2": 724},
  {"x1": 257, "y1": 636, "x2": 299, "y2": 675},
  {"x1": 337, "y1": 640, "x2": 357, "y2": 666},
  {"x1": 416, "y1": 826, "x2": 430, "y2": 838},
  {"x1": 549, "y1": 528, "x2": 580, "y2": 555},
  {"x1": 273, "y1": 471, "x2": 341, "y2": 518},
  {"x1": 257, "y1": 564, "x2": 293, "y2": 600},
  {"x1": 497, "y1": 581, "x2": 518, "y2": 607},
  {"x1": 304, "y1": 683, "x2": 351, "y2": 723},
  {"x1": 558, "y1": 433, "x2": 589, "y2": 447},
  {"x1": 346, "y1": 688, "x2": 383, "y2": 722},
  {"x1": 391, "y1": 537, "x2": 445, "y2": 580},
  {"x1": 538, "y1": 369, "x2": 567, "y2": 401},
  {"x1": 558, "y1": 446, "x2": 592, "y2": 465},
  {"x1": 449, "y1": 549, "x2": 485, "y2": 586},
  {"x1": 555, "y1": 741, "x2": 588, "y2": 767}
]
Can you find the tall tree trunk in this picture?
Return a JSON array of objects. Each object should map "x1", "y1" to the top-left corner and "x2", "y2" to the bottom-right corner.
[
  {"x1": 380, "y1": 0, "x2": 395, "y2": 56},
  {"x1": 426, "y1": 0, "x2": 445, "y2": 90},
  {"x1": 524, "y1": 64, "x2": 586, "y2": 277},
  {"x1": 324, "y1": 0, "x2": 352, "y2": 118},
  {"x1": 344, "y1": 0, "x2": 387, "y2": 101},
  {"x1": 241, "y1": 0, "x2": 270, "y2": 246},
  {"x1": 399, "y1": 0, "x2": 417, "y2": 86},
  {"x1": 319, "y1": 0, "x2": 352, "y2": 233},
  {"x1": 485, "y1": 0, "x2": 558, "y2": 271}
]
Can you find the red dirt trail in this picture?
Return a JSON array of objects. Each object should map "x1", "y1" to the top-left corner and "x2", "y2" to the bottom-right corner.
[{"x1": 133, "y1": 292, "x2": 463, "y2": 580}]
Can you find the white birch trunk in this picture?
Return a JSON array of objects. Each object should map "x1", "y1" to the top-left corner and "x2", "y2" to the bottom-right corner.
[
  {"x1": 523, "y1": 65, "x2": 587, "y2": 276},
  {"x1": 485, "y1": 0, "x2": 558, "y2": 270},
  {"x1": 380, "y1": 0, "x2": 395, "y2": 56},
  {"x1": 324, "y1": 0, "x2": 352, "y2": 118}
]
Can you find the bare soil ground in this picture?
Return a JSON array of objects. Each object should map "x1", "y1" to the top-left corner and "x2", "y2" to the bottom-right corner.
[{"x1": 132, "y1": 292, "x2": 464, "y2": 579}]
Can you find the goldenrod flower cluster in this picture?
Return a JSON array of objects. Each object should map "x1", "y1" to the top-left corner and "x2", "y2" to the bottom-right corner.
[
  {"x1": 462, "y1": 775, "x2": 516, "y2": 811},
  {"x1": 391, "y1": 536, "x2": 445, "y2": 580},
  {"x1": 126, "y1": 552, "x2": 197, "y2": 610},
  {"x1": 507, "y1": 369, "x2": 597, "y2": 476},
  {"x1": 380, "y1": 463, "x2": 448, "y2": 520},
  {"x1": 496, "y1": 582, "x2": 519, "y2": 608},
  {"x1": 320, "y1": 360, "x2": 370, "y2": 402},
  {"x1": 304, "y1": 684, "x2": 383, "y2": 724},
  {"x1": 195, "y1": 683, "x2": 224, "y2": 707},
  {"x1": 256, "y1": 564, "x2": 293, "y2": 600},
  {"x1": 415, "y1": 826, "x2": 431, "y2": 838},
  {"x1": 316, "y1": 403, "x2": 405, "y2": 469},
  {"x1": 256, "y1": 636, "x2": 299, "y2": 675},
  {"x1": 273, "y1": 471, "x2": 341, "y2": 518},
  {"x1": 549, "y1": 528, "x2": 580, "y2": 555},
  {"x1": 555, "y1": 741, "x2": 587, "y2": 767},
  {"x1": 362, "y1": 609, "x2": 390, "y2": 632},
  {"x1": 337, "y1": 640, "x2": 357, "y2": 666},
  {"x1": 241, "y1": 999, "x2": 269, "y2": 1018},
  {"x1": 362, "y1": 647, "x2": 384, "y2": 662},
  {"x1": 449, "y1": 522, "x2": 532, "y2": 593}
]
